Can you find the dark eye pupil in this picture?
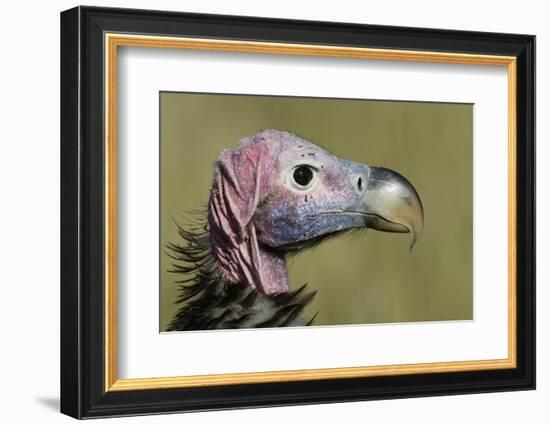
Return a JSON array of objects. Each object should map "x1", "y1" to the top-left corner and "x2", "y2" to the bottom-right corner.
[{"x1": 293, "y1": 166, "x2": 313, "y2": 186}]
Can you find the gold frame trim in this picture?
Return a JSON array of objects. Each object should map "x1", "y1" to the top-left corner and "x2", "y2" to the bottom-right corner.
[{"x1": 104, "y1": 33, "x2": 518, "y2": 392}]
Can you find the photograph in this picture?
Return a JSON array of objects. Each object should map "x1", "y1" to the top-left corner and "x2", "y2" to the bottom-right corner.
[
  {"x1": 57, "y1": 5, "x2": 536, "y2": 419},
  {"x1": 160, "y1": 92, "x2": 473, "y2": 331}
]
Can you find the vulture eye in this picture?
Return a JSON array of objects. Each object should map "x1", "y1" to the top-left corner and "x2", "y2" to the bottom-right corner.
[{"x1": 293, "y1": 166, "x2": 314, "y2": 187}]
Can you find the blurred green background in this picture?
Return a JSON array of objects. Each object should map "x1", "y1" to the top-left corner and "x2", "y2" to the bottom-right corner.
[{"x1": 160, "y1": 92, "x2": 473, "y2": 331}]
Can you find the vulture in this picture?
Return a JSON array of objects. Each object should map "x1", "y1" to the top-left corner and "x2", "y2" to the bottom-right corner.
[{"x1": 167, "y1": 129, "x2": 423, "y2": 331}]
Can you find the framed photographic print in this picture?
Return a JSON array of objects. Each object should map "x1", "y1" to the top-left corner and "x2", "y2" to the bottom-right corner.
[{"x1": 60, "y1": 6, "x2": 535, "y2": 419}]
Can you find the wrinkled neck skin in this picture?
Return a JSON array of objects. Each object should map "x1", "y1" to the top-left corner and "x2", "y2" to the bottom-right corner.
[
  {"x1": 208, "y1": 215, "x2": 290, "y2": 295},
  {"x1": 207, "y1": 137, "x2": 290, "y2": 294}
]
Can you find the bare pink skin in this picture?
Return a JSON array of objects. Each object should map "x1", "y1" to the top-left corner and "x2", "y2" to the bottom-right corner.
[
  {"x1": 208, "y1": 130, "x2": 288, "y2": 294},
  {"x1": 208, "y1": 129, "x2": 361, "y2": 294}
]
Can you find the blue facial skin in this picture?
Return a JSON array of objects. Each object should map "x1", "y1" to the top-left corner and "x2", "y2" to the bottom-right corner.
[
  {"x1": 252, "y1": 153, "x2": 422, "y2": 252},
  {"x1": 257, "y1": 159, "x2": 372, "y2": 251},
  {"x1": 267, "y1": 200, "x2": 367, "y2": 251}
]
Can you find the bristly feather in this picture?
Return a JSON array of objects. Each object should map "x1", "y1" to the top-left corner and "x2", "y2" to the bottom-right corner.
[{"x1": 166, "y1": 218, "x2": 317, "y2": 331}]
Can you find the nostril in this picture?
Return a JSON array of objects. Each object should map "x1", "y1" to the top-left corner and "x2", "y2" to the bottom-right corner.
[{"x1": 357, "y1": 177, "x2": 363, "y2": 192}]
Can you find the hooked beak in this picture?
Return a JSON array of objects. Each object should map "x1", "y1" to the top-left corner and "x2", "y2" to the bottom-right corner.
[
  {"x1": 268, "y1": 161, "x2": 424, "y2": 253},
  {"x1": 357, "y1": 166, "x2": 424, "y2": 250}
]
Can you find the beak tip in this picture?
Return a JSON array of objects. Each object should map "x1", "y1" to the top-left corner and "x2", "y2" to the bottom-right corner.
[
  {"x1": 408, "y1": 236, "x2": 418, "y2": 252},
  {"x1": 407, "y1": 222, "x2": 423, "y2": 252}
]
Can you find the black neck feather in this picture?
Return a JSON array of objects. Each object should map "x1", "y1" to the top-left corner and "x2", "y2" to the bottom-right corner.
[{"x1": 166, "y1": 221, "x2": 317, "y2": 331}]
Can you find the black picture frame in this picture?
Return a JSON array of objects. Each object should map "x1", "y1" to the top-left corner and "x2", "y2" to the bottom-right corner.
[{"x1": 60, "y1": 5, "x2": 535, "y2": 419}]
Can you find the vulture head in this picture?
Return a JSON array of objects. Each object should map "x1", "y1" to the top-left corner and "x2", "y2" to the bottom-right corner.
[{"x1": 168, "y1": 129, "x2": 424, "y2": 331}]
